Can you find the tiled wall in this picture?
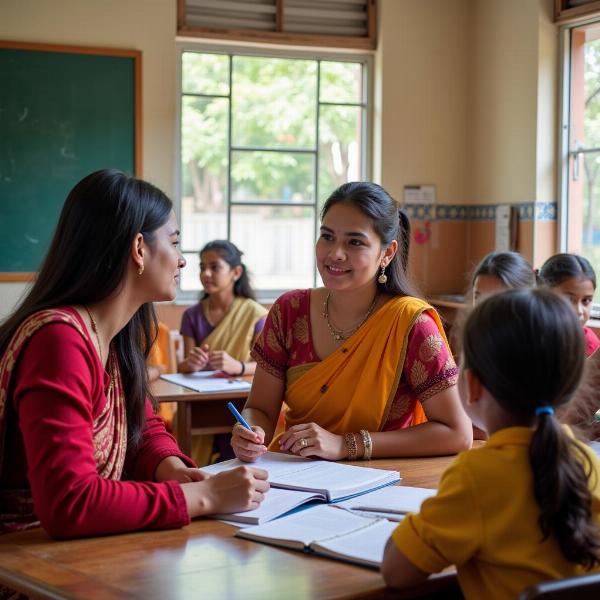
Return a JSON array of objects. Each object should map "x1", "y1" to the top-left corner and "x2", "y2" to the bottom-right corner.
[{"x1": 405, "y1": 202, "x2": 558, "y2": 296}]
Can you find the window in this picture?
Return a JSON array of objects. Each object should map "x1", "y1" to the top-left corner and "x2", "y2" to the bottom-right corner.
[
  {"x1": 178, "y1": 48, "x2": 369, "y2": 298},
  {"x1": 561, "y1": 21, "x2": 600, "y2": 310}
]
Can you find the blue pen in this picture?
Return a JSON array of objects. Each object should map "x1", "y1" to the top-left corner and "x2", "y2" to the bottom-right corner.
[{"x1": 227, "y1": 402, "x2": 252, "y2": 431}]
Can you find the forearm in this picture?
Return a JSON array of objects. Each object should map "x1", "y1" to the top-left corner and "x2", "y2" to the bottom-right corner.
[
  {"x1": 365, "y1": 421, "x2": 472, "y2": 459},
  {"x1": 242, "y1": 360, "x2": 257, "y2": 376}
]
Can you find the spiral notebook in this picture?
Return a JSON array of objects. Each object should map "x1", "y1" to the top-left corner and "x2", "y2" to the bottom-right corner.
[{"x1": 201, "y1": 452, "x2": 400, "y2": 524}]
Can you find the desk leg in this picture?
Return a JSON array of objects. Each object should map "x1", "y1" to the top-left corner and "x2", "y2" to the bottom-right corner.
[{"x1": 176, "y1": 403, "x2": 192, "y2": 458}]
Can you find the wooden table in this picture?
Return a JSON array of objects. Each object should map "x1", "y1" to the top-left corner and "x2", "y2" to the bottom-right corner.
[
  {"x1": 0, "y1": 455, "x2": 461, "y2": 600},
  {"x1": 151, "y1": 378, "x2": 252, "y2": 457}
]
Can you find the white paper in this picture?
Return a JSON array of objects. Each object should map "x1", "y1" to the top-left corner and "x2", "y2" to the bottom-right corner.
[
  {"x1": 335, "y1": 485, "x2": 436, "y2": 516},
  {"x1": 495, "y1": 204, "x2": 511, "y2": 252},
  {"x1": 160, "y1": 372, "x2": 251, "y2": 393}
]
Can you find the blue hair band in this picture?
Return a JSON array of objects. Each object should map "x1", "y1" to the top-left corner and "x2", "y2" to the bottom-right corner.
[{"x1": 535, "y1": 406, "x2": 554, "y2": 416}]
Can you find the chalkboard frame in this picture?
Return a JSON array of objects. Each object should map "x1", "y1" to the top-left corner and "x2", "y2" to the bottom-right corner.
[{"x1": 0, "y1": 40, "x2": 142, "y2": 281}]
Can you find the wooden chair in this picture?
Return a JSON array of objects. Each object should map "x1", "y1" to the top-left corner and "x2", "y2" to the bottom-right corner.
[{"x1": 518, "y1": 573, "x2": 600, "y2": 600}]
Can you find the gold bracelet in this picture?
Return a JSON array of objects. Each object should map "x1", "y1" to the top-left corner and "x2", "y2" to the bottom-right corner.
[
  {"x1": 359, "y1": 429, "x2": 372, "y2": 460},
  {"x1": 344, "y1": 432, "x2": 358, "y2": 460}
]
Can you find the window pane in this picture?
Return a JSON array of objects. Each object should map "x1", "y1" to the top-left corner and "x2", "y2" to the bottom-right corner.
[
  {"x1": 318, "y1": 105, "x2": 362, "y2": 207},
  {"x1": 232, "y1": 56, "x2": 317, "y2": 149},
  {"x1": 180, "y1": 251, "x2": 202, "y2": 292},
  {"x1": 182, "y1": 52, "x2": 229, "y2": 96},
  {"x1": 231, "y1": 150, "x2": 315, "y2": 204},
  {"x1": 581, "y1": 152, "x2": 600, "y2": 305},
  {"x1": 231, "y1": 205, "x2": 315, "y2": 291},
  {"x1": 181, "y1": 95, "x2": 228, "y2": 274},
  {"x1": 319, "y1": 61, "x2": 362, "y2": 104}
]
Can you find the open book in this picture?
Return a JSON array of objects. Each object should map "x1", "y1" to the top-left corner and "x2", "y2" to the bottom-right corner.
[
  {"x1": 201, "y1": 452, "x2": 400, "y2": 524},
  {"x1": 237, "y1": 504, "x2": 398, "y2": 568},
  {"x1": 160, "y1": 371, "x2": 251, "y2": 393}
]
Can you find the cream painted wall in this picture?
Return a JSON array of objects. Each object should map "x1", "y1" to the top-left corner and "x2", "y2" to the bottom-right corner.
[
  {"x1": 466, "y1": 0, "x2": 541, "y2": 205},
  {"x1": 376, "y1": 0, "x2": 469, "y2": 204},
  {"x1": 0, "y1": 0, "x2": 177, "y2": 318}
]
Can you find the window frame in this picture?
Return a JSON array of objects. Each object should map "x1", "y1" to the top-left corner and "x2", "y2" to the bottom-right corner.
[{"x1": 175, "y1": 41, "x2": 374, "y2": 303}]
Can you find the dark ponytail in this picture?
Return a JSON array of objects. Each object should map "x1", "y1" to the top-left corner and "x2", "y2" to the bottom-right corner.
[
  {"x1": 539, "y1": 253, "x2": 597, "y2": 290},
  {"x1": 321, "y1": 182, "x2": 420, "y2": 298},
  {"x1": 463, "y1": 288, "x2": 600, "y2": 569},
  {"x1": 200, "y1": 240, "x2": 256, "y2": 300}
]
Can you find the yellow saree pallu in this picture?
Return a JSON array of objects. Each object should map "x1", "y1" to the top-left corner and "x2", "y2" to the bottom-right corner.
[
  {"x1": 0, "y1": 308, "x2": 127, "y2": 534},
  {"x1": 202, "y1": 297, "x2": 267, "y2": 362},
  {"x1": 269, "y1": 296, "x2": 447, "y2": 450}
]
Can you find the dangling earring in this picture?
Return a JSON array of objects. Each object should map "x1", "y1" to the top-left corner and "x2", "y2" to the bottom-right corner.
[
  {"x1": 378, "y1": 264, "x2": 387, "y2": 284},
  {"x1": 138, "y1": 263, "x2": 144, "y2": 276}
]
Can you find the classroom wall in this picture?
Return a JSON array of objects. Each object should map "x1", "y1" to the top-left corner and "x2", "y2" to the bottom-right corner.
[
  {"x1": 0, "y1": 0, "x2": 177, "y2": 319},
  {"x1": 0, "y1": 0, "x2": 560, "y2": 317}
]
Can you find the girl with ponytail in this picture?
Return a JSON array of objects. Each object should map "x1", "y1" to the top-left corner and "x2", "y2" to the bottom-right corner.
[
  {"x1": 232, "y1": 182, "x2": 472, "y2": 462},
  {"x1": 383, "y1": 288, "x2": 600, "y2": 598}
]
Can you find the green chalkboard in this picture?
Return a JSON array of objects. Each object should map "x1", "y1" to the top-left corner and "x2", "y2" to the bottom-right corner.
[{"x1": 0, "y1": 42, "x2": 140, "y2": 278}]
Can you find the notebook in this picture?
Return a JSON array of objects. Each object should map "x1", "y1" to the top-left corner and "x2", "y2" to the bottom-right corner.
[
  {"x1": 201, "y1": 452, "x2": 400, "y2": 524},
  {"x1": 160, "y1": 371, "x2": 251, "y2": 393},
  {"x1": 335, "y1": 485, "x2": 437, "y2": 521},
  {"x1": 236, "y1": 504, "x2": 398, "y2": 568}
]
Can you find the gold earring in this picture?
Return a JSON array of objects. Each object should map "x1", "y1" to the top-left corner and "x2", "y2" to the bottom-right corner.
[
  {"x1": 378, "y1": 264, "x2": 387, "y2": 284},
  {"x1": 138, "y1": 263, "x2": 144, "y2": 276}
]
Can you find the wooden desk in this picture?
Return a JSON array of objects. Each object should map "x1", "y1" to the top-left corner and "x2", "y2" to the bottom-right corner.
[
  {"x1": 151, "y1": 378, "x2": 252, "y2": 457},
  {"x1": 0, "y1": 455, "x2": 460, "y2": 600}
]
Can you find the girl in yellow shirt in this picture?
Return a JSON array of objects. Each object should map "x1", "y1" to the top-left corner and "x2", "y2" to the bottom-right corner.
[{"x1": 382, "y1": 288, "x2": 600, "y2": 600}]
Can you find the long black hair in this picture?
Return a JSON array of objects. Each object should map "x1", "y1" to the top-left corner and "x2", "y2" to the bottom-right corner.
[
  {"x1": 539, "y1": 253, "x2": 597, "y2": 290},
  {"x1": 463, "y1": 288, "x2": 600, "y2": 569},
  {"x1": 472, "y1": 251, "x2": 536, "y2": 288},
  {"x1": 199, "y1": 240, "x2": 256, "y2": 300},
  {"x1": 0, "y1": 169, "x2": 173, "y2": 447},
  {"x1": 320, "y1": 182, "x2": 420, "y2": 297}
]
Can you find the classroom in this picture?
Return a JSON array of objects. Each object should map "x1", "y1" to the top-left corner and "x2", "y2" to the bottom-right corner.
[{"x1": 1, "y1": 1, "x2": 600, "y2": 599}]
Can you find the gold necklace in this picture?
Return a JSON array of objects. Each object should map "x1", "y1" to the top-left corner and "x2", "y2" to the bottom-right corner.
[{"x1": 322, "y1": 292, "x2": 378, "y2": 341}]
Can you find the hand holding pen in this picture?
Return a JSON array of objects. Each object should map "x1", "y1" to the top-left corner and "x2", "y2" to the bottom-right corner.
[{"x1": 228, "y1": 402, "x2": 268, "y2": 463}]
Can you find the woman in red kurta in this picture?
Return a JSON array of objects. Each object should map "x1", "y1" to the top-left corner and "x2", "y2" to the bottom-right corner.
[{"x1": 0, "y1": 169, "x2": 268, "y2": 539}]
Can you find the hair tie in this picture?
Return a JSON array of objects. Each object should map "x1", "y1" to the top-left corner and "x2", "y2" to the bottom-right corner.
[{"x1": 535, "y1": 406, "x2": 554, "y2": 416}]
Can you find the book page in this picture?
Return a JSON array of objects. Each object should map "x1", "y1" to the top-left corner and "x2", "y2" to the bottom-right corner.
[
  {"x1": 312, "y1": 518, "x2": 398, "y2": 568},
  {"x1": 335, "y1": 485, "x2": 437, "y2": 515},
  {"x1": 210, "y1": 488, "x2": 324, "y2": 525},
  {"x1": 203, "y1": 452, "x2": 400, "y2": 501},
  {"x1": 237, "y1": 505, "x2": 380, "y2": 548}
]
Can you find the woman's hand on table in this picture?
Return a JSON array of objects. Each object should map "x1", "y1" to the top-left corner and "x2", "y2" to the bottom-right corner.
[
  {"x1": 155, "y1": 456, "x2": 209, "y2": 483},
  {"x1": 279, "y1": 423, "x2": 347, "y2": 460},
  {"x1": 182, "y1": 466, "x2": 270, "y2": 517},
  {"x1": 183, "y1": 344, "x2": 210, "y2": 372},
  {"x1": 208, "y1": 350, "x2": 241, "y2": 374},
  {"x1": 231, "y1": 423, "x2": 267, "y2": 462}
]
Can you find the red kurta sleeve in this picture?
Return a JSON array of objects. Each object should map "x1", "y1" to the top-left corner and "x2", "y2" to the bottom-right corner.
[
  {"x1": 12, "y1": 322, "x2": 190, "y2": 539},
  {"x1": 124, "y1": 400, "x2": 195, "y2": 481}
]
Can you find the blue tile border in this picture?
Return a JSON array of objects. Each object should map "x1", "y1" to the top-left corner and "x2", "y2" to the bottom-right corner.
[{"x1": 402, "y1": 202, "x2": 557, "y2": 222}]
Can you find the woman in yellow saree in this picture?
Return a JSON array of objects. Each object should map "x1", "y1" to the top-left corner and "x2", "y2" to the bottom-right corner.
[{"x1": 231, "y1": 182, "x2": 473, "y2": 461}]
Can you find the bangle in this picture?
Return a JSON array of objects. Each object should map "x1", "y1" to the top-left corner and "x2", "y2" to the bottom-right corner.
[
  {"x1": 344, "y1": 432, "x2": 358, "y2": 460},
  {"x1": 359, "y1": 429, "x2": 372, "y2": 460},
  {"x1": 238, "y1": 361, "x2": 246, "y2": 376}
]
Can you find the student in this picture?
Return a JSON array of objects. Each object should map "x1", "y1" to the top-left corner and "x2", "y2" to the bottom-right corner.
[
  {"x1": 232, "y1": 182, "x2": 472, "y2": 462},
  {"x1": 539, "y1": 253, "x2": 600, "y2": 356},
  {"x1": 382, "y1": 288, "x2": 600, "y2": 598},
  {"x1": 0, "y1": 170, "x2": 268, "y2": 538},
  {"x1": 471, "y1": 251, "x2": 536, "y2": 304},
  {"x1": 178, "y1": 240, "x2": 267, "y2": 376}
]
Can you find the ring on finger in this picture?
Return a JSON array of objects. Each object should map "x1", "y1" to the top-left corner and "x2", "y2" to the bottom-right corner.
[{"x1": 299, "y1": 437, "x2": 309, "y2": 449}]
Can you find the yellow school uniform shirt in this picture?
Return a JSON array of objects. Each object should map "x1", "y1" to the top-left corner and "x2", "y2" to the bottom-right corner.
[{"x1": 392, "y1": 426, "x2": 600, "y2": 600}]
